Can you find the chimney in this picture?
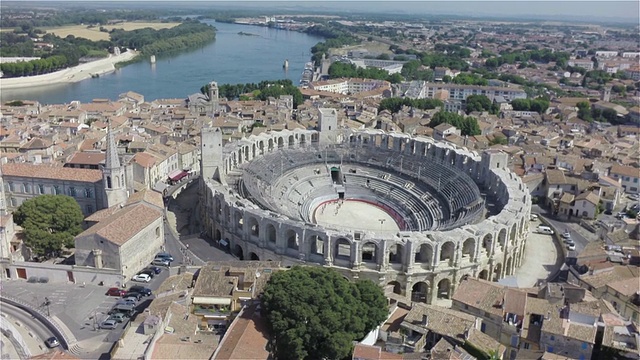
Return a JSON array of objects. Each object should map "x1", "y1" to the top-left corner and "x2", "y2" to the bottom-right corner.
[
  {"x1": 422, "y1": 314, "x2": 429, "y2": 326},
  {"x1": 93, "y1": 249, "x2": 103, "y2": 269}
]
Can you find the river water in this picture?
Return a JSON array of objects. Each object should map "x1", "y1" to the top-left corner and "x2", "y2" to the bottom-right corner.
[{"x1": 1, "y1": 21, "x2": 323, "y2": 104}]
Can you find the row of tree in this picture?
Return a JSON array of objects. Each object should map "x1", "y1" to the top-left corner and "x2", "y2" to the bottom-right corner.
[
  {"x1": 139, "y1": 29, "x2": 215, "y2": 55},
  {"x1": 484, "y1": 49, "x2": 571, "y2": 69},
  {"x1": 110, "y1": 21, "x2": 215, "y2": 50},
  {"x1": 200, "y1": 79, "x2": 303, "y2": 108},
  {"x1": 327, "y1": 62, "x2": 403, "y2": 83},
  {"x1": 429, "y1": 111, "x2": 481, "y2": 136},
  {"x1": 305, "y1": 24, "x2": 361, "y2": 65},
  {"x1": 577, "y1": 101, "x2": 619, "y2": 123},
  {"x1": 0, "y1": 55, "x2": 69, "y2": 77},
  {"x1": 378, "y1": 97, "x2": 443, "y2": 113},
  {"x1": 510, "y1": 98, "x2": 550, "y2": 114}
]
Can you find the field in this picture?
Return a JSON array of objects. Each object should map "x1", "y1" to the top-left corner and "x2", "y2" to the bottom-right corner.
[
  {"x1": 40, "y1": 22, "x2": 181, "y2": 41},
  {"x1": 329, "y1": 41, "x2": 394, "y2": 57}
]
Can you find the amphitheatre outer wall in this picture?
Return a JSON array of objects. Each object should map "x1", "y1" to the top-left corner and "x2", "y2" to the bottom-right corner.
[{"x1": 199, "y1": 128, "x2": 531, "y2": 305}]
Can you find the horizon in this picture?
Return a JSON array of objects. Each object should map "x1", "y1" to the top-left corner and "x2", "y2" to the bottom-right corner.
[{"x1": 2, "y1": 1, "x2": 639, "y2": 24}]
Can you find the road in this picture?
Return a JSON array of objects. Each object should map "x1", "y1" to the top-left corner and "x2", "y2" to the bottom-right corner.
[
  {"x1": 1, "y1": 301, "x2": 62, "y2": 355},
  {"x1": 532, "y1": 205, "x2": 591, "y2": 257}
]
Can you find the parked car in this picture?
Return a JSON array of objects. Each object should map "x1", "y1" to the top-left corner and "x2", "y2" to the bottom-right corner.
[
  {"x1": 530, "y1": 214, "x2": 539, "y2": 221},
  {"x1": 116, "y1": 299, "x2": 136, "y2": 306},
  {"x1": 128, "y1": 286, "x2": 152, "y2": 296},
  {"x1": 156, "y1": 252, "x2": 174, "y2": 262},
  {"x1": 109, "y1": 304, "x2": 135, "y2": 317},
  {"x1": 124, "y1": 292, "x2": 142, "y2": 301},
  {"x1": 152, "y1": 258, "x2": 171, "y2": 267},
  {"x1": 105, "y1": 287, "x2": 127, "y2": 297},
  {"x1": 567, "y1": 243, "x2": 576, "y2": 251},
  {"x1": 138, "y1": 269, "x2": 156, "y2": 278},
  {"x1": 45, "y1": 337, "x2": 60, "y2": 348},
  {"x1": 100, "y1": 319, "x2": 118, "y2": 330},
  {"x1": 561, "y1": 232, "x2": 571, "y2": 239},
  {"x1": 537, "y1": 225, "x2": 554, "y2": 235},
  {"x1": 145, "y1": 266, "x2": 162, "y2": 275},
  {"x1": 108, "y1": 313, "x2": 126, "y2": 323},
  {"x1": 132, "y1": 273, "x2": 151, "y2": 283}
]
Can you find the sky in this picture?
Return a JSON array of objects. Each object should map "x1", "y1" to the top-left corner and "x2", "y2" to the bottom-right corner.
[{"x1": 4, "y1": 1, "x2": 640, "y2": 23}]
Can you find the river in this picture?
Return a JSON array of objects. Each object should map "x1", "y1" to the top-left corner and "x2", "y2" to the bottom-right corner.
[{"x1": 0, "y1": 21, "x2": 323, "y2": 104}]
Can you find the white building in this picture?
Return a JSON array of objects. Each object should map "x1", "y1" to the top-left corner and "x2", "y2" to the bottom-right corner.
[{"x1": 609, "y1": 164, "x2": 640, "y2": 194}]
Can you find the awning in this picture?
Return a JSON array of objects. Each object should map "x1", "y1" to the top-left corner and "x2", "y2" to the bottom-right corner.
[
  {"x1": 219, "y1": 239, "x2": 229, "y2": 247},
  {"x1": 168, "y1": 170, "x2": 188, "y2": 182}
]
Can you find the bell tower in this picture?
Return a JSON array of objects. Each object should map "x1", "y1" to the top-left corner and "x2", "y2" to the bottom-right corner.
[
  {"x1": 102, "y1": 120, "x2": 128, "y2": 208},
  {"x1": 208, "y1": 81, "x2": 219, "y2": 115}
]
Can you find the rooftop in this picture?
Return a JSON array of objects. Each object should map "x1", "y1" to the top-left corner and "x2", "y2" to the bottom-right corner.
[
  {"x1": 212, "y1": 304, "x2": 270, "y2": 360},
  {"x1": 1, "y1": 163, "x2": 103, "y2": 183}
]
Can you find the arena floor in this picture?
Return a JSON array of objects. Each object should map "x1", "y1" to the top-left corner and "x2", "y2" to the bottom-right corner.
[{"x1": 313, "y1": 200, "x2": 401, "y2": 232}]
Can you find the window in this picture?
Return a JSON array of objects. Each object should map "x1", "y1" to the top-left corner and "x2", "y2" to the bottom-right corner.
[
  {"x1": 547, "y1": 346, "x2": 554, "y2": 353},
  {"x1": 85, "y1": 188, "x2": 93, "y2": 198},
  {"x1": 523, "y1": 342, "x2": 530, "y2": 349},
  {"x1": 68, "y1": 187, "x2": 76, "y2": 197},
  {"x1": 511, "y1": 335, "x2": 518, "y2": 347},
  {"x1": 481, "y1": 323, "x2": 486, "y2": 333},
  {"x1": 10, "y1": 198, "x2": 17, "y2": 207},
  {"x1": 7, "y1": 182, "x2": 14, "y2": 192},
  {"x1": 53, "y1": 185, "x2": 61, "y2": 195},
  {"x1": 156, "y1": 227, "x2": 160, "y2": 237},
  {"x1": 38, "y1": 184, "x2": 45, "y2": 194},
  {"x1": 550, "y1": 335, "x2": 555, "y2": 341},
  {"x1": 23, "y1": 183, "x2": 30, "y2": 193},
  {"x1": 581, "y1": 342, "x2": 588, "y2": 350},
  {"x1": 86, "y1": 205, "x2": 93, "y2": 214}
]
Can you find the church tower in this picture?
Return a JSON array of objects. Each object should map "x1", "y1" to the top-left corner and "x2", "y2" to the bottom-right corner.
[
  {"x1": 102, "y1": 121, "x2": 128, "y2": 208},
  {"x1": 208, "y1": 81, "x2": 219, "y2": 115}
]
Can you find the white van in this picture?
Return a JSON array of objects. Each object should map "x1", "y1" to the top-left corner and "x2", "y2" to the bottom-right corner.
[
  {"x1": 530, "y1": 214, "x2": 539, "y2": 221},
  {"x1": 537, "y1": 225, "x2": 554, "y2": 235}
]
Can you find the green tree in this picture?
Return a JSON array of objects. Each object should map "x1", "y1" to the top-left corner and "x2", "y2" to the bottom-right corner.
[
  {"x1": 13, "y1": 195, "x2": 84, "y2": 258},
  {"x1": 429, "y1": 111, "x2": 481, "y2": 136},
  {"x1": 465, "y1": 94, "x2": 493, "y2": 114},
  {"x1": 261, "y1": 266, "x2": 388, "y2": 360}
]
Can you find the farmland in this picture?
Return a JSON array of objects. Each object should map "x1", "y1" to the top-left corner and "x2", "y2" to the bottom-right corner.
[{"x1": 41, "y1": 22, "x2": 181, "y2": 41}]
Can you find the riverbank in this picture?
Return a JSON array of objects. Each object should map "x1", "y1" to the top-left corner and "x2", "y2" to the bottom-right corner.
[{"x1": 0, "y1": 50, "x2": 138, "y2": 90}]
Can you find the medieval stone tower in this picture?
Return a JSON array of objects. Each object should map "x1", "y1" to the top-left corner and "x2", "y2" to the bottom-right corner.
[
  {"x1": 200, "y1": 126, "x2": 224, "y2": 183},
  {"x1": 318, "y1": 108, "x2": 339, "y2": 145},
  {"x1": 102, "y1": 122, "x2": 128, "y2": 208},
  {"x1": 208, "y1": 81, "x2": 219, "y2": 114}
]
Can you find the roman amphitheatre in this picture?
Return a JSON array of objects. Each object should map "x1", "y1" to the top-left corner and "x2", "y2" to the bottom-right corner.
[{"x1": 198, "y1": 108, "x2": 531, "y2": 305}]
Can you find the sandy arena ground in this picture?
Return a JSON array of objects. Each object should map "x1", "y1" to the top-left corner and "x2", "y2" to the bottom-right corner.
[
  {"x1": 0, "y1": 50, "x2": 138, "y2": 90},
  {"x1": 313, "y1": 200, "x2": 400, "y2": 232}
]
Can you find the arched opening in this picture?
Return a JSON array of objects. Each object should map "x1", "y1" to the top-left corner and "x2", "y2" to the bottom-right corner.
[
  {"x1": 235, "y1": 212, "x2": 243, "y2": 230},
  {"x1": 361, "y1": 242, "x2": 377, "y2": 263},
  {"x1": 248, "y1": 217, "x2": 259, "y2": 237},
  {"x1": 498, "y1": 228, "x2": 507, "y2": 250},
  {"x1": 437, "y1": 279, "x2": 451, "y2": 299},
  {"x1": 300, "y1": 134, "x2": 306, "y2": 144},
  {"x1": 334, "y1": 238, "x2": 351, "y2": 261},
  {"x1": 233, "y1": 244, "x2": 244, "y2": 260},
  {"x1": 411, "y1": 282, "x2": 429, "y2": 303},
  {"x1": 493, "y1": 263, "x2": 503, "y2": 281},
  {"x1": 414, "y1": 243, "x2": 433, "y2": 266},
  {"x1": 388, "y1": 244, "x2": 404, "y2": 264},
  {"x1": 244, "y1": 147, "x2": 249, "y2": 162},
  {"x1": 478, "y1": 269, "x2": 489, "y2": 280},
  {"x1": 266, "y1": 224, "x2": 276, "y2": 244},
  {"x1": 268, "y1": 138, "x2": 274, "y2": 151},
  {"x1": 286, "y1": 230, "x2": 299, "y2": 250},
  {"x1": 506, "y1": 257, "x2": 513, "y2": 276},
  {"x1": 252, "y1": 144, "x2": 256, "y2": 158},
  {"x1": 278, "y1": 137, "x2": 284, "y2": 148},
  {"x1": 214, "y1": 229, "x2": 221, "y2": 241},
  {"x1": 249, "y1": 252, "x2": 259, "y2": 261},
  {"x1": 288, "y1": 135, "x2": 295, "y2": 147},
  {"x1": 440, "y1": 242, "x2": 455, "y2": 265},
  {"x1": 309, "y1": 235, "x2": 324, "y2": 255},
  {"x1": 106, "y1": 176, "x2": 112, "y2": 189},
  {"x1": 482, "y1": 233, "x2": 492, "y2": 256},
  {"x1": 258, "y1": 141, "x2": 264, "y2": 154},
  {"x1": 387, "y1": 281, "x2": 402, "y2": 295},
  {"x1": 510, "y1": 224, "x2": 517, "y2": 246},
  {"x1": 462, "y1": 238, "x2": 475, "y2": 259}
]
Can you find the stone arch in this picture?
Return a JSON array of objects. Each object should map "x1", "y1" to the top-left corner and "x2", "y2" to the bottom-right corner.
[
  {"x1": 244, "y1": 147, "x2": 249, "y2": 162},
  {"x1": 235, "y1": 211, "x2": 243, "y2": 230},
  {"x1": 268, "y1": 138, "x2": 274, "y2": 150},
  {"x1": 286, "y1": 229, "x2": 299, "y2": 250},
  {"x1": 493, "y1": 263, "x2": 503, "y2": 281},
  {"x1": 252, "y1": 143, "x2": 256, "y2": 158},
  {"x1": 462, "y1": 238, "x2": 475, "y2": 259},
  {"x1": 388, "y1": 243, "x2": 404, "y2": 264},
  {"x1": 411, "y1": 281, "x2": 429, "y2": 303},
  {"x1": 334, "y1": 238, "x2": 351, "y2": 261},
  {"x1": 361, "y1": 242, "x2": 378, "y2": 263},
  {"x1": 233, "y1": 244, "x2": 244, "y2": 260},
  {"x1": 510, "y1": 224, "x2": 517, "y2": 246},
  {"x1": 498, "y1": 228, "x2": 507, "y2": 250},
  {"x1": 478, "y1": 269, "x2": 489, "y2": 280},
  {"x1": 300, "y1": 134, "x2": 306, "y2": 144},
  {"x1": 437, "y1": 278, "x2": 452, "y2": 299},
  {"x1": 214, "y1": 229, "x2": 221, "y2": 241},
  {"x1": 387, "y1": 281, "x2": 402, "y2": 295},
  {"x1": 249, "y1": 252, "x2": 260, "y2": 261},
  {"x1": 520, "y1": 216, "x2": 526, "y2": 235},
  {"x1": 482, "y1": 233, "x2": 492, "y2": 256},
  {"x1": 106, "y1": 176, "x2": 112, "y2": 189},
  {"x1": 414, "y1": 243, "x2": 433, "y2": 267},
  {"x1": 278, "y1": 137, "x2": 284, "y2": 148},
  {"x1": 506, "y1": 257, "x2": 513, "y2": 276},
  {"x1": 258, "y1": 141, "x2": 265, "y2": 154},
  {"x1": 309, "y1": 235, "x2": 324, "y2": 255},
  {"x1": 247, "y1": 217, "x2": 260, "y2": 237},
  {"x1": 288, "y1": 135, "x2": 295, "y2": 147},
  {"x1": 440, "y1": 241, "x2": 455, "y2": 264},
  {"x1": 266, "y1": 223, "x2": 277, "y2": 243}
]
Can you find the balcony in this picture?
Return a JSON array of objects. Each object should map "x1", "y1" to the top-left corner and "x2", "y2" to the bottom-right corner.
[{"x1": 192, "y1": 305, "x2": 231, "y2": 318}]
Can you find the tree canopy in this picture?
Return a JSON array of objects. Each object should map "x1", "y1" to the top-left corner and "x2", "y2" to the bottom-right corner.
[
  {"x1": 261, "y1": 266, "x2": 388, "y2": 360},
  {"x1": 378, "y1": 97, "x2": 443, "y2": 113},
  {"x1": 201, "y1": 79, "x2": 303, "y2": 108},
  {"x1": 464, "y1": 94, "x2": 498, "y2": 114},
  {"x1": 13, "y1": 195, "x2": 84, "y2": 259},
  {"x1": 429, "y1": 111, "x2": 481, "y2": 136}
]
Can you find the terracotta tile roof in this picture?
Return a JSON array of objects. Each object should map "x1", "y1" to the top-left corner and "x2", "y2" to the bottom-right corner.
[
  {"x1": 75, "y1": 203, "x2": 162, "y2": 246},
  {"x1": 1, "y1": 163, "x2": 102, "y2": 182},
  {"x1": 66, "y1": 152, "x2": 105, "y2": 166},
  {"x1": 545, "y1": 169, "x2": 567, "y2": 185},
  {"x1": 352, "y1": 343, "x2": 404, "y2": 360},
  {"x1": 126, "y1": 188, "x2": 165, "y2": 209},
  {"x1": 29, "y1": 350, "x2": 81, "y2": 360},
  {"x1": 402, "y1": 303, "x2": 475, "y2": 339},
  {"x1": 132, "y1": 152, "x2": 159, "y2": 168},
  {"x1": 452, "y1": 277, "x2": 505, "y2": 316},
  {"x1": 20, "y1": 137, "x2": 52, "y2": 150},
  {"x1": 212, "y1": 304, "x2": 270, "y2": 360},
  {"x1": 610, "y1": 164, "x2": 639, "y2": 178},
  {"x1": 574, "y1": 191, "x2": 600, "y2": 205}
]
